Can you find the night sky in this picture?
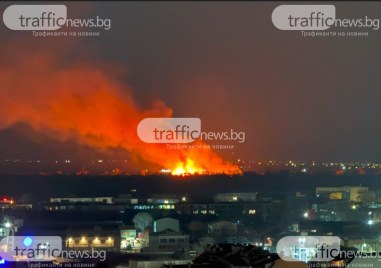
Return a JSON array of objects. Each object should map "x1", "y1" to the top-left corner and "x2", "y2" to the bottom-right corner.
[{"x1": 1, "y1": 2, "x2": 381, "y2": 163}]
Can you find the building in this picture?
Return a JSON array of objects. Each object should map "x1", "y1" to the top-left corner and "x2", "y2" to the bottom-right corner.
[
  {"x1": 343, "y1": 238, "x2": 381, "y2": 253},
  {"x1": 213, "y1": 193, "x2": 257, "y2": 203},
  {"x1": 144, "y1": 229, "x2": 189, "y2": 253},
  {"x1": 147, "y1": 194, "x2": 181, "y2": 204},
  {"x1": 62, "y1": 222, "x2": 121, "y2": 250},
  {"x1": 120, "y1": 226, "x2": 137, "y2": 251},
  {"x1": 316, "y1": 186, "x2": 370, "y2": 202},
  {"x1": 50, "y1": 197, "x2": 114, "y2": 204},
  {"x1": 154, "y1": 217, "x2": 179, "y2": 233},
  {"x1": 208, "y1": 221, "x2": 238, "y2": 236},
  {"x1": 66, "y1": 235, "x2": 115, "y2": 249}
]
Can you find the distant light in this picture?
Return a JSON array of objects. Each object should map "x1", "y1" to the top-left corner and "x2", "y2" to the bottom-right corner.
[
  {"x1": 368, "y1": 220, "x2": 374, "y2": 225},
  {"x1": 23, "y1": 237, "x2": 33, "y2": 247},
  {"x1": 4, "y1": 222, "x2": 11, "y2": 228},
  {"x1": 248, "y1": 209, "x2": 256, "y2": 215},
  {"x1": 303, "y1": 212, "x2": 309, "y2": 218},
  {"x1": 351, "y1": 205, "x2": 357, "y2": 210},
  {"x1": 0, "y1": 259, "x2": 5, "y2": 264}
]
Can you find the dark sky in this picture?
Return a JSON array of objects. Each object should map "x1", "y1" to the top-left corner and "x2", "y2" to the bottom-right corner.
[{"x1": 1, "y1": 1, "x2": 381, "y2": 162}]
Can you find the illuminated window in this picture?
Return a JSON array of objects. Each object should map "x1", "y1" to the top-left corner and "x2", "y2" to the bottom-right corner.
[
  {"x1": 92, "y1": 237, "x2": 101, "y2": 245},
  {"x1": 66, "y1": 237, "x2": 74, "y2": 247},
  {"x1": 80, "y1": 237, "x2": 88, "y2": 246},
  {"x1": 106, "y1": 237, "x2": 114, "y2": 246}
]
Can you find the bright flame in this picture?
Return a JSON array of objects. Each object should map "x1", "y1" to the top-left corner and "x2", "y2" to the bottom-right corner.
[{"x1": 171, "y1": 158, "x2": 204, "y2": 176}]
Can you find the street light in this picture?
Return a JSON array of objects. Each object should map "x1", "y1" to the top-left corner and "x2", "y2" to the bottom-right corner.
[{"x1": 3, "y1": 222, "x2": 14, "y2": 254}]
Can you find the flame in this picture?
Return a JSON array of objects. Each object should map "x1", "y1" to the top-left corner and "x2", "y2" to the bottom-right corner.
[{"x1": 171, "y1": 158, "x2": 205, "y2": 176}]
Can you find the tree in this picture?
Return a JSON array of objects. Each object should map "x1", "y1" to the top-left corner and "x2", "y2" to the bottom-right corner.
[{"x1": 132, "y1": 212, "x2": 153, "y2": 232}]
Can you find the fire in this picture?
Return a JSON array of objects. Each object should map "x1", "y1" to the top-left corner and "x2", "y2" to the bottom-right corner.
[
  {"x1": 0, "y1": 39, "x2": 242, "y2": 176},
  {"x1": 171, "y1": 158, "x2": 205, "y2": 176}
]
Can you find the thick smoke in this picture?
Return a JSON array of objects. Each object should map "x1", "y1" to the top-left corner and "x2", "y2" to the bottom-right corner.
[{"x1": 0, "y1": 38, "x2": 240, "y2": 174}]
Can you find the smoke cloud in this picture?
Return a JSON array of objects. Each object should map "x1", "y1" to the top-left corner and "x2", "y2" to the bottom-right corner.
[{"x1": 0, "y1": 37, "x2": 240, "y2": 175}]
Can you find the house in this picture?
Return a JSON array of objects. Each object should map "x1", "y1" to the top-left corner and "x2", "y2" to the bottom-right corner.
[
  {"x1": 154, "y1": 217, "x2": 179, "y2": 233},
  {"x1": 144, "y1": 229, "x2": 189, "y2": 254}
]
